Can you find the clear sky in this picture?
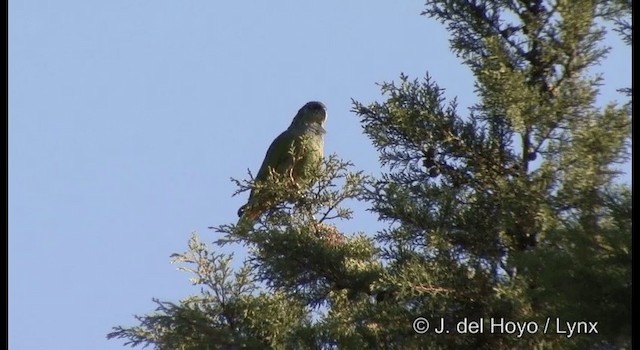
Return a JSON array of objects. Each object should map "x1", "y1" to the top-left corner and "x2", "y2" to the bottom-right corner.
[{"x1": 8, "y1": 1, "x2": 630, "y2": 349}]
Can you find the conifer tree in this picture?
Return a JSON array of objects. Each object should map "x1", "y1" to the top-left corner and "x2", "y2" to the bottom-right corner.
[{"x1": 109, "y1": 1, "x2": 631, "y2": 349}]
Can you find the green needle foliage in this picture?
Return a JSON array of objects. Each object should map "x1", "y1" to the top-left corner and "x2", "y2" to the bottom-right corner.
[{"x1": 109, "y1": 1, "x2": 630, "y2": 349}]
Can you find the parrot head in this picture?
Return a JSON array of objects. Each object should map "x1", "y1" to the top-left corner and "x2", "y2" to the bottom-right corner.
[{"x1": 289, "y1": 101, "x2": 327, "y2": 133}]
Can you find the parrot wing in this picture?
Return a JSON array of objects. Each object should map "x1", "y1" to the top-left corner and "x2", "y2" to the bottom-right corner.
[
  {"x1": 237, "y1": 129, "x2": 298, "y2": 221},
  {"x1": 253, "y1": 129, "x2": 298, "y2": 184}
]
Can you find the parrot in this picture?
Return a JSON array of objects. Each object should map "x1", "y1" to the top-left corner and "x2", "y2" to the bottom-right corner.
[{"x1": 237, "y1": 101, "x2": 327, "y2": 223}]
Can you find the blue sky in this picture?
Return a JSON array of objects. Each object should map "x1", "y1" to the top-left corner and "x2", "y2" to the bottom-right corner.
[{"x1": 9, "y1": 1, "x2": 630, "y2": 349}]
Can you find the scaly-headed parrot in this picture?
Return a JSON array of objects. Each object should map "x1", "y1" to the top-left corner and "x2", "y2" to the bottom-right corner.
[{"x1": 237, "y1": 101, "x2": 327, "y2": 223}]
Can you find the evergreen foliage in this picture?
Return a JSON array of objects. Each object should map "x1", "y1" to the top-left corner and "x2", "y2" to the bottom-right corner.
[{"x1": 109, "y1": 1, "x2": 631, "y2": 348}]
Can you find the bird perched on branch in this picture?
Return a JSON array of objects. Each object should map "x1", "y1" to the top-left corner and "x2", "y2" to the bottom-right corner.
[{"x1": 237, "y1": 101, "x2": 327, "y2": 224}]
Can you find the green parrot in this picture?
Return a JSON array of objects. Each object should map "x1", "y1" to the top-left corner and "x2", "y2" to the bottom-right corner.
[{"x1": 237, "y1": 101, "x2": 327, "y2": 222}]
